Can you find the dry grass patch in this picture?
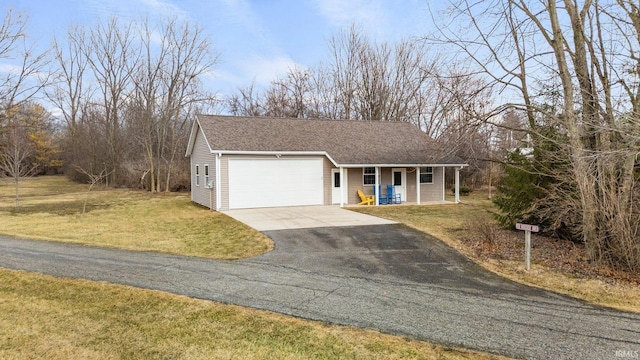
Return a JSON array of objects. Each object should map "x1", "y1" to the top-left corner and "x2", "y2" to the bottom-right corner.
[
  {"x1": 350, "y1": 192, "x2": 640, "y2": 313},
  {"x1": 0, "y1": 269, "x2": 509, "y2": 360},
  {"x1": 0, "y1": 176, "x2": 271, "y2": 259}
]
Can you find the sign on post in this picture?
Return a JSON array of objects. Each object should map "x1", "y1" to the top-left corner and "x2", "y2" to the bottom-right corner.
[{"x1": 516, "y1": 223, "x2": 539, "y2": 271}]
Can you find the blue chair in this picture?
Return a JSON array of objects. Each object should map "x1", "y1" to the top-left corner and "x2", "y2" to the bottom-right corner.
[
  {"x1": 387, "y1": 185, "x2": 401, "y2": 204},
  {"x1": 374, "y1": 185, "x2": 390, "y2": 205}
]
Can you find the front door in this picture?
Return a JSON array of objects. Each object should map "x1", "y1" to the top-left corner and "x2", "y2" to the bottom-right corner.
[
  {"x1": 331, "y1": 169, "x2": 342, "y2": 204},
  {"x1": 392, "y1": 168, "x2": 406, "y2": 202}
]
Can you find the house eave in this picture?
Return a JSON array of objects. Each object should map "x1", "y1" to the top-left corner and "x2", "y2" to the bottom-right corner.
[
  {"x1": 209, "y1": 150, "x2": 339, "y2": 167},
  {"x1": 337, "y1": 163, "x2": 469, "y2": 168}
]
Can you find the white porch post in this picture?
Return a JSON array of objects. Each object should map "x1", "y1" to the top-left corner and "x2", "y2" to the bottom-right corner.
[
  {"x1": 339, "y1": 167, "x2": 345, "y2": 208},
  {"x1": 454, "y1": 166, "x2": 460, "y2": 204},
  {"x1": 374, "y1": 167, "x2": 380, "y2": 206},
  {"x1": 415, "y1": 167, "x2": 421, "y2": 205},
  {"x1": 215, "y1": 153, "x2": 222, "y2": 210},
  {"x1": 442, "y1": 166, "x2": 446, "y2": 201}
]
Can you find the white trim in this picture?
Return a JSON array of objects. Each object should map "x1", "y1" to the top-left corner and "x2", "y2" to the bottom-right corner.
[
  {"x1": 208, "y1": 150, "x2": 339, "y2": 167},
  {"x1": 339, "y1": 163, "x2": 468, "y2": 168},
  {"x1": 419, "y1": 166, "x2": 434, "y2": 184},
  {"x1": 392, "y1": 168, "x2": 406, "y2": 202},
  {"x1": 363, "y1": 166, "x2": 376, "y2": 185},
  {"x1": 204, "y1": 164, "x2": 210, "y2": 188},
  {"x1": 195, "y1": 164, "x2": 200, "y2": 187},
  {"x1": 204, "y1": 150, "x2": 467, "y2": 170},
  {"x1": 185, "y1": 118, "x2": 214, "y2": 157},
  {"x1": 374, "y1": 167, "x2": 380, "y2": 206},
  {"x1": 339, "y1": 167, "x2": 345, "y2": 207},
  {"x1": 442, "y1": 166, "x2": 446, "y2": 201},
  {"x1": 415, "y1": 167, "x2": 421, "y2": 205},
  {"x1": 455, "y1": 167, "x2": 461, "y2": 204},
  {"x1": 215, "y1": 153, "x2": 221, "y2": 211},
  {"x1": 331, "y1": 168, "x2": 342, "y2": 205}
]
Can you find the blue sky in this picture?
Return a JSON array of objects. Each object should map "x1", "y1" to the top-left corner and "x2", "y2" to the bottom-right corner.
[{"x1": 2, "y1": 0, "x2": 439, "y2": 101}]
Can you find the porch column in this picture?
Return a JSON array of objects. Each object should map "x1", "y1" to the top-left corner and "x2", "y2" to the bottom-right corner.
[
  {"x1": 454, "y1": 166, "x2": 460, "y2": 204},
  {"x1": 442, "y1": 166, "x2": 446, "y2": 201},
  {"x1": 339, "y1": 167, "x2": 345, "y2": 208},
  {"x1": 374, "y1": 167, "x2": 380, "y2": 206},
  {"x1": 415, "y1": 167, "x2": 420, "y2": 205}
]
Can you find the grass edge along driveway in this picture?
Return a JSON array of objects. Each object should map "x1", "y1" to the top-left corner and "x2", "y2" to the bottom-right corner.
[
  {"x1": 0, "y1": 176, "x2": 272, "y2": 260},
  {"x1": 0, "y1": 177, "x2": 510, "y2": 359}
]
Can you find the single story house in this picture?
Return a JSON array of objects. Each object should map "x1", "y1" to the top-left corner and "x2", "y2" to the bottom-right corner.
[{"x1": 185, "y1": 115, "x2": 467, "y2": 210}]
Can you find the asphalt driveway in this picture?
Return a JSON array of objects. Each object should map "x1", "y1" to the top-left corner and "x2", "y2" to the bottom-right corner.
[{"x1": 0, "y1": 207, "x2": 639, "y2": 359}]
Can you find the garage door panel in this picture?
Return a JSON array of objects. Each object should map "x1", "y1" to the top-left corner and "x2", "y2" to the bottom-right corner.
[{"x1": 228, "y1": 158, "x2": 324, "y2": 209}]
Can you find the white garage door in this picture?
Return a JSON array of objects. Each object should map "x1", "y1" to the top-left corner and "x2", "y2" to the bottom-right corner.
[{"x1": 228, "y1": 158, "x2": 324, "y2": 209}]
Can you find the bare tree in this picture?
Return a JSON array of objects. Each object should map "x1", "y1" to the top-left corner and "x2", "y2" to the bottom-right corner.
[
  {"x1": 0, "y1": 10, "x2": 51, "y2": 207},
  {"x1": 227, "y1": 81, "x2": 264, "y2": 116},
  {"x1": 0, "y1": 103, "x2": 56, "y2": 208},
  {"x1": 47, "y1": 25, "x2": 92, "y2": 175},
  {"x1": 79, "y1": 17, "x2": 138, "y2": 186},
  {"x1": 129, "y1": 17, "x2": 218, "y2": 192},
  {"x1": 434, "y1": 0, "x2": 640, "y2": 271}
]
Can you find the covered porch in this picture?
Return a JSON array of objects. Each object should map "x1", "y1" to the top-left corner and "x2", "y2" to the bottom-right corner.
[{"x1": 331, "y1": 164, "x2": 467, "y2": 207}]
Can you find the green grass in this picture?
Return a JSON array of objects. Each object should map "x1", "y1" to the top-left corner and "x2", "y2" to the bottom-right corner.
[
  {"x1": 0, "y1": 176, "x2": 272, "y2": 259},
  {"x1": 0, "y1": 269, "x2": 509, "y2": 359}
]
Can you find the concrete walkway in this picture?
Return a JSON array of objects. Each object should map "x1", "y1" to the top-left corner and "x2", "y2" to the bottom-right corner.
[{"x1": 223, "y1": 205, "x2": 396, "y2": 231}]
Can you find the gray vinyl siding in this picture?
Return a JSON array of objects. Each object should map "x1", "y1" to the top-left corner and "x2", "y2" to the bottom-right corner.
[
  {"x1": 419, "y1": 166, "x2": 445, "y2": 201},
  {"x1": 190, "y1": 127, "x2": 216, "y2": 208},
  {"x1": 323, "y1": 158, "x2": 333, "y2": 206},
  {"x1": 405, "y1": 167, "x2": 418, "y2": 202},
  {"x1": 347, "y1": 168, "x2": 364, "y2": 204},
  {"x1": 220, "y1": 156, "x2": 229, "y2": 211}
]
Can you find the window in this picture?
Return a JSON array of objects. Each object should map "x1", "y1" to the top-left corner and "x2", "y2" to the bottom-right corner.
[
  {"x1": 333, "y1": 171, "x2": 340, "y2": 188},
  {"x1": 363, "y1": 167, "x2": 375, "y2": 185},
  {"x1": 420, "y1": 167, "x2": 433, "y2": 184},
  {"x1": 195, "y1": 164, "x2": 200, "y2": 186},
  {"x1": 204, "y1": 164, "x2": 210, "y2": 188}
]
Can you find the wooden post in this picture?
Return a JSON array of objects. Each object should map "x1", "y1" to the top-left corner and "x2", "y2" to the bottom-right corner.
[
  {"x1": 525, "y1": 230, "x2": 531, "y2": 270},
  {"x1": 516, "y1": 223, "x2": 539, "y2": 271}
]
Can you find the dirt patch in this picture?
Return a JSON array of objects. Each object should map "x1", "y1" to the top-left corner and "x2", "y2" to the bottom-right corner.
[{"x1": 459, "y1": 221, "x2": 640, "y2": 287}]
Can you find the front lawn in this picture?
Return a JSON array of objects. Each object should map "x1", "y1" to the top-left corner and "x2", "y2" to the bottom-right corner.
[
  {"x1": 0, "y1": 176, "x2": 271, "y2": 259},
  {"x1": 0, "y1": 269, "x2": 506, "y2": 360}
]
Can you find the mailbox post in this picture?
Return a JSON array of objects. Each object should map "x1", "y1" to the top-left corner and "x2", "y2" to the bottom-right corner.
[{"x1": 516, "y1": 223, "x2": 539, "y2": 270}]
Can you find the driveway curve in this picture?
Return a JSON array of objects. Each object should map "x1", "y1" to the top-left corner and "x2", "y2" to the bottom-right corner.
[{"x1": 0, "y1": 224, "x2": 639, "y2": 359}]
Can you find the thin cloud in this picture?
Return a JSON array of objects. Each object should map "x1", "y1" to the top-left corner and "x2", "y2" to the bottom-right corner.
[
  {"x1": 241, "y1": 54, "x2": 300, "y2": 86},
  {"x1": 138, "y1": 0, "x2": 190, "y2": 20},
  {"x1": 314, "y1": 0, "x2": 383, "y2": 26}
]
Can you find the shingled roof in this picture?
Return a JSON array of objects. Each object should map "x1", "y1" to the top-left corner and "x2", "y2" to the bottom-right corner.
[{"x1": 187, "y1": 115, "x2": 466, "y2": 166}]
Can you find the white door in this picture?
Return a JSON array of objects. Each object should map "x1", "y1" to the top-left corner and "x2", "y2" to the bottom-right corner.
[
  {"x1": 392, "y1": 168, "x2": 406, "y2": 202},
  {"x1": 331, "y1": 169, "x2": 347, "y2": 204},
  {"x1": 228, "y1": 158, "x2": 324, "y2": 209}
]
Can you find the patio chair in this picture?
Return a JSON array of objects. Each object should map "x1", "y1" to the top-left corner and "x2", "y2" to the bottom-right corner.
[
  {"x1": 387, "y1": 185, "x2": 401, "y2": 204},
  {"x1": 376, "y1": 185, "x2": 390, "y2": 205},
  {"x1": 357, "y1": 189, "x2": 375, "y2": 205}
]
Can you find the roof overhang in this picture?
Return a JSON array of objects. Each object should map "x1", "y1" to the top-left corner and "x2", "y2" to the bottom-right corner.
[
  {"x1": 207, "y1": 150, "x2": 339, "y2": 167},
  {"x1": 337, "y1": 163, "x2": 468, "y2": 168},
  {"x1": 201, "y1": 149, "x2": 468, "y2": 169}
]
